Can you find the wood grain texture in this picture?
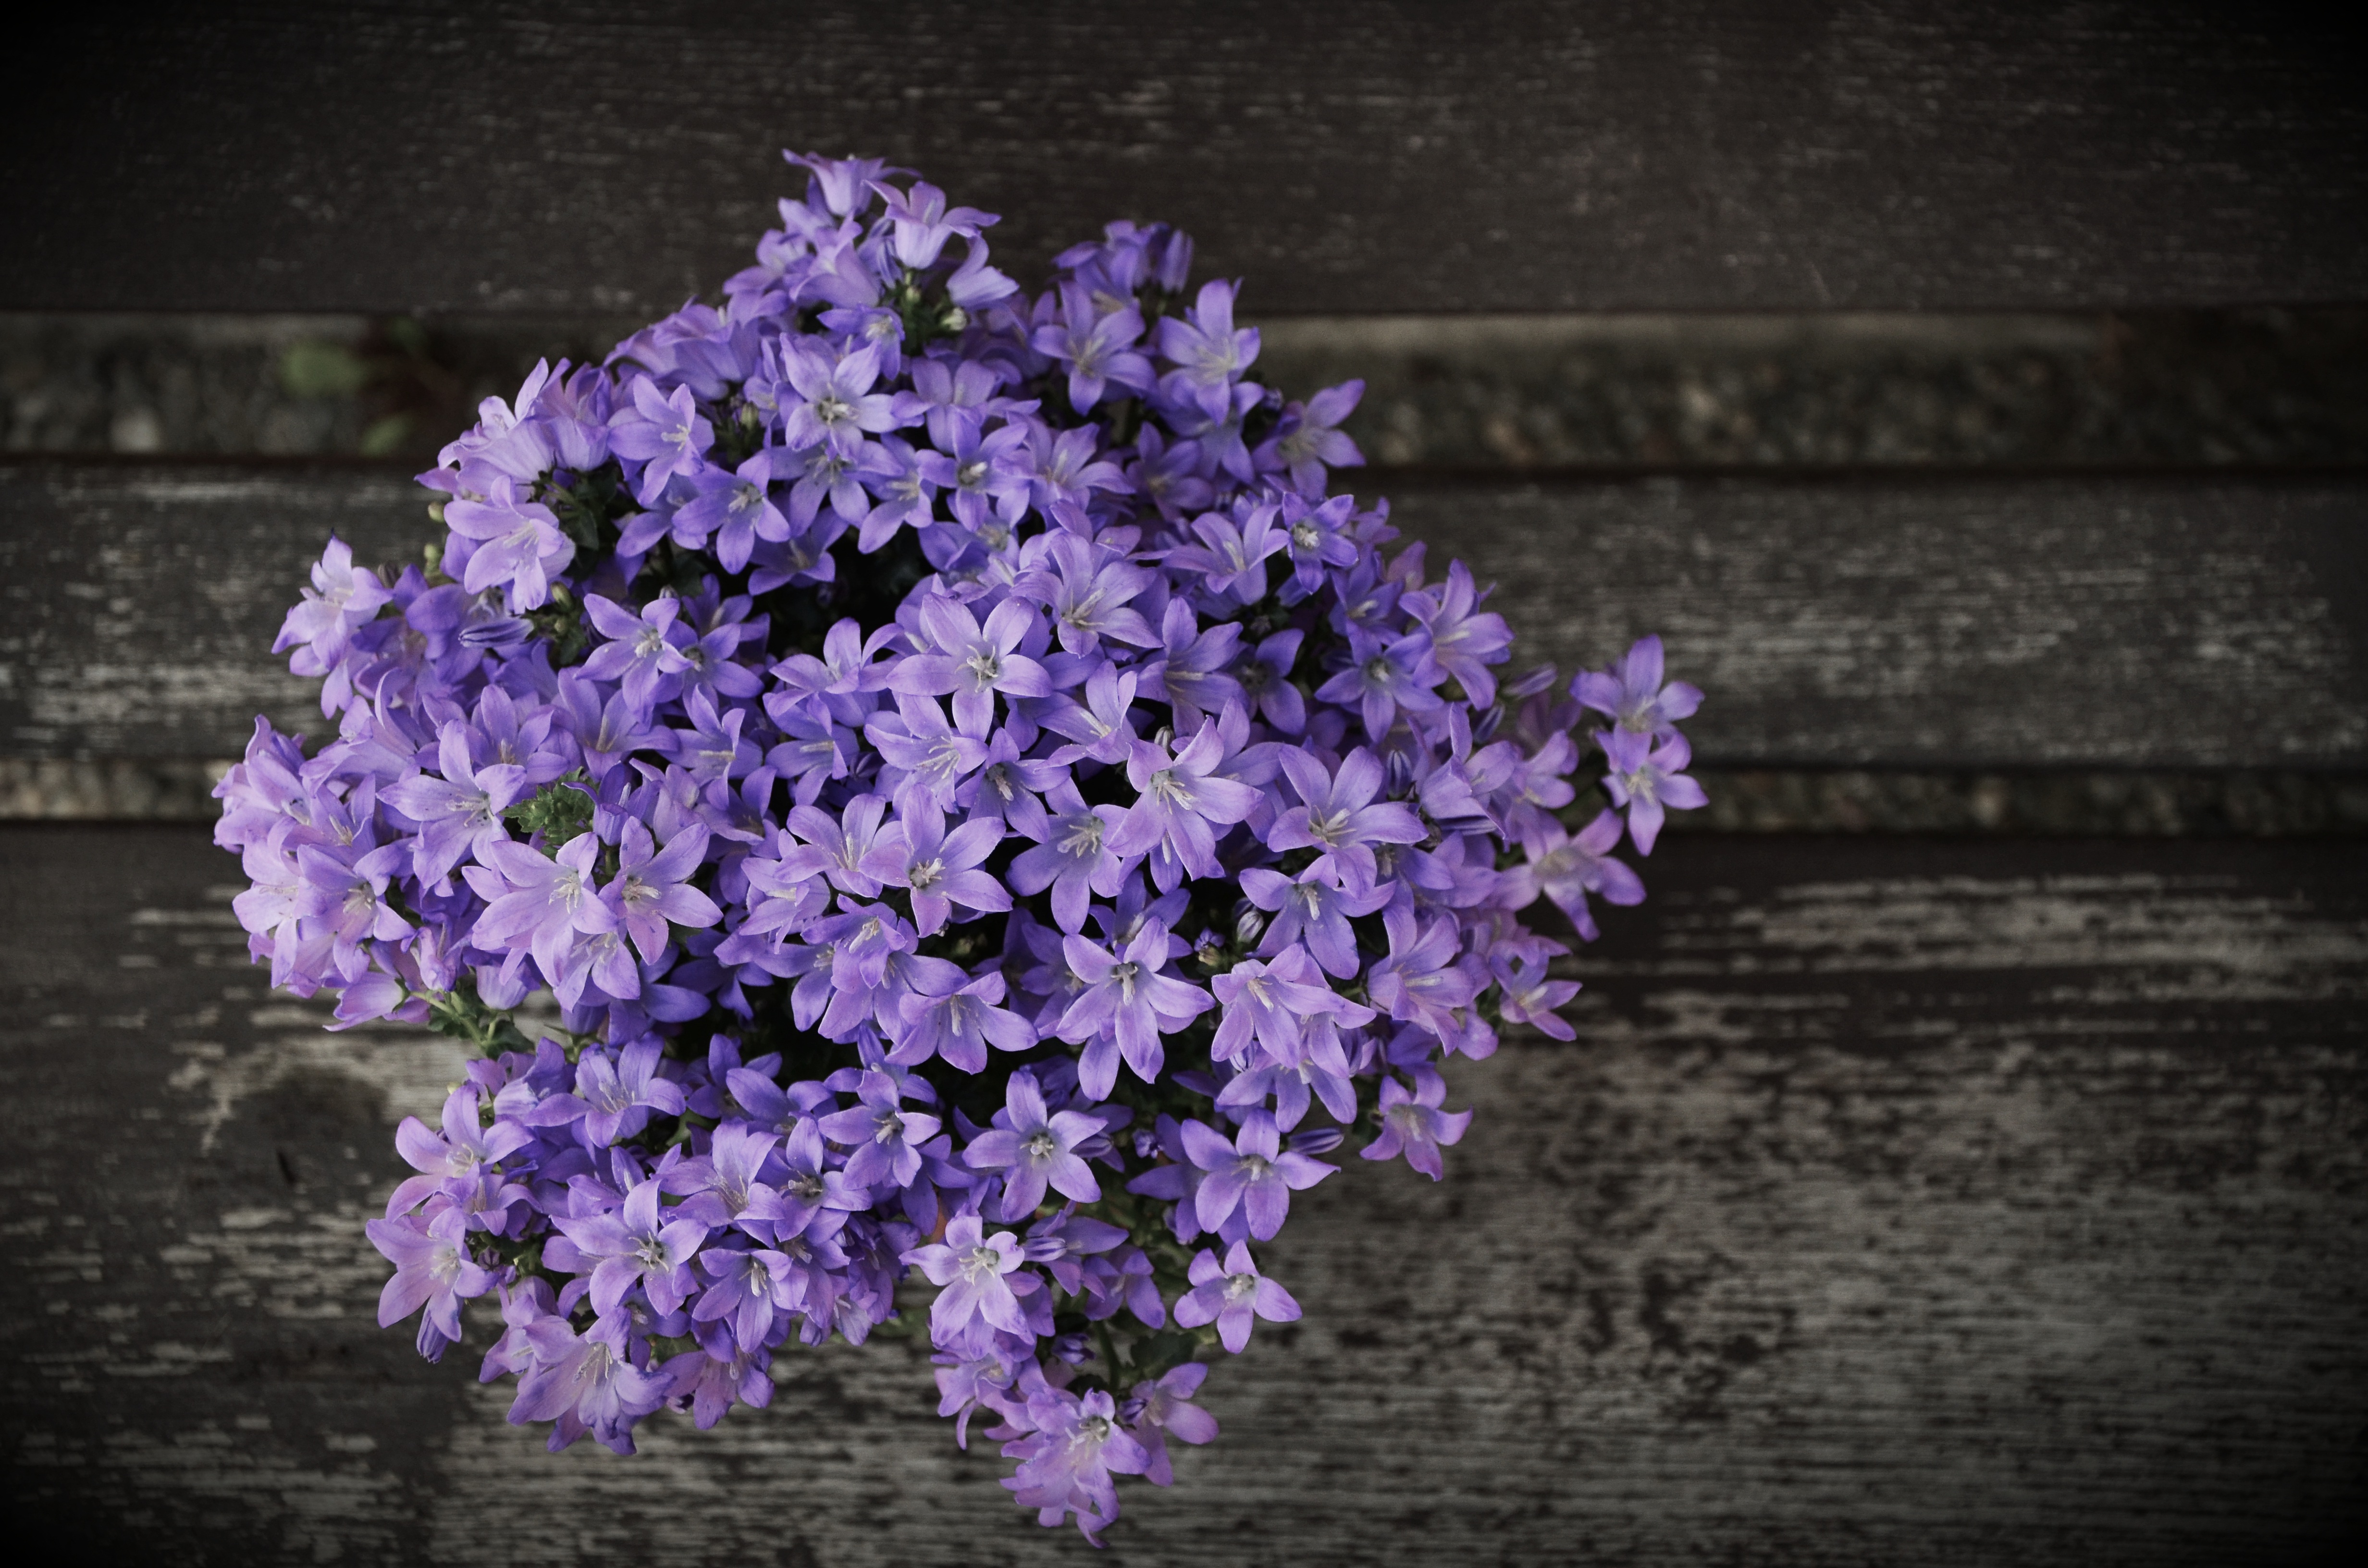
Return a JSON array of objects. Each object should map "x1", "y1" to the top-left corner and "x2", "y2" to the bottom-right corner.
[
  {"x1": 2, "y1": 826, "x2": 2362, "y2": 1564},
  {"x1": 10, "y1": 1, "x2": 2364, "y2": 316},
  {"x1": 4, "y1": 463, "x2": 2363, "y2": 769}
]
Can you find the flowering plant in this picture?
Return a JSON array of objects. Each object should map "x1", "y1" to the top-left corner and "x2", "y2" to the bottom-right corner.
[{"x1": 216, "y1": 153, "x2": 1703, "y2": 1542}]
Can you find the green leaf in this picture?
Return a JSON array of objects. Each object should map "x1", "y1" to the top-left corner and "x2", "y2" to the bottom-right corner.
[
  {"x1": 504, "y1": 772, "x2": 595, "y2": 853},
  {"x1": 278, "y1": 339, "x2": 369, "y2": 399}
]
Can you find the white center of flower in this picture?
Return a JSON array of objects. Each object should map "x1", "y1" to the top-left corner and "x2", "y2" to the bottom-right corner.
[
  {"x1": 962, "y1": 649, "x2": 1003, "y2": 686},
  {"x1": 1057, "y1": 814, "x2": 1104, "y2": 857},
  {"x1": 815, "y1": 395, "x2": 852, "y2": 425},
  {"x1": 1223, "y1": 1271, "x2": 1259, "y2": 1304},
  {"x1": 908, "y1": 857, "x2": 943, "y2": 891},
  {"x1": 957, "y1": 460, "x2": 987, "y2": 489},
  {"x1": 1024, "y1": 1130, "x2": 1058, "y2": 1161}
]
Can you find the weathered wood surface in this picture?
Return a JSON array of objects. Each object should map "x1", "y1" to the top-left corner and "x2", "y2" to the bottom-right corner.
[
  {"x1": 2, "y1": 825, "x2": 2361, "y2": 1564},
  {"x1": 5, "y1": 463, "x2": 2362, "y2": 770},
  {"x1": 11, "y1": 2, "x2": 2365, "y2": 316}
]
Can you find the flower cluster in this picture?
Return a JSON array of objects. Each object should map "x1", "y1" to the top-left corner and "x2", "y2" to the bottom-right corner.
[{"x1": 216, "y1": 153, "x2": 1702, "y2": 1543}]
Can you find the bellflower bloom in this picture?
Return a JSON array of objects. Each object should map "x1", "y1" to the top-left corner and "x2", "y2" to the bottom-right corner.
[
  {"x1": 444, "y1": 478, "x2": 577, "y2": 612},
  {"x1": 1359, "y1": 1070, "x2": 1474, "y2": 1180},
  {"x1": 1181, "y1": 1110, "x2": 1335, "y2": 1240},
  {"x1": 962, "y1": 1067, "x2": 1106, "y2": 1221},
  {"x1": 1573, "y1": 634, "x2": 1704, "y2": 739},
  {"x1": 1107, "y1": 715, "x2": 1260, "y2": 880},
  {"x1": 1001, "y1": 1386, "x2": 1151, "y2": 1543},
  {"x1": 234, "y1": 156, "x2": 1696, "y2": 1534},
  {"x1": 1599, "y1": 728, "x2": 1709, "y2": 856},
  {"x1": 1172, "y1": 1240, "x2": 1301, "y2": 1353},
  {"x1": 1056, "y1": 919, "x2": 1214, "y2": 1099}
]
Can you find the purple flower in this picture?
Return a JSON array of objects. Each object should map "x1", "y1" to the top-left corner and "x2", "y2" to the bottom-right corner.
[
  {"x1": 779, "y1": 341, "x2": 900, "y2": 458},
  {"x1": 1055, "y1": 919, "x2": 1214, "y2": 1099},
  {"x1": 778, "y1": 793, "x2": 892, "y2": 900},
  {"x1": 1169, "y1": 504, "x2": 1285, "y2": 602},
  {"x1": 1279, "y1": 493, "x2": 1359, "y2": 599},
  {"x1": 467, "y1": 834, "x2": 616, "y2": 983},
  {"x1": 962, "y1": 1067, "x2": 1105, "y2": 1221},
  {"x1": 1001, "y1": 1385, "x2": 1151, "y2": 1543},
  {"x1": 609, "y1": 378, "x2": 715, "y2": 500},
  {"x1": 1127, "y1": 1362, "x2": 1220, "y2": 1486},
  {"x1": 1261, "y1": 379, "x2": 1365, "y2": 497},
  {"x1": 915, "y1": 418, "x2": 1031, "y2": 532},
  {"x1": 1032, "y1": 282, "x2": 1155, "y2": 413},
  {"x1": 1209, "y1": 944, "x2": 1373, "y2": 1066},
  {"x1": 865, "y1": 693, "x2": 990, "y2": 810},
  {"x1": 1172, "y1": 1238, "x2": 1301, "y2": 1352},
  {"x1": 545, "y1": 1039, "x2": 686, "y2": 1147},
  {"x1": 295, "y1": 841, "x2": 411, "y2": 977},
  {"x1": 1040, "y1": 662, "x2": 1142, "y2": 768},
  {"x1": 1154, "y1": 279, "x2": 1259, "y2": 421},
  {"x1": 1267, "y1": 746, "x2": 1426, "y2": 893},
  {"x1": 1315, "y1": 625, "x2": 1444, "y2": 741},
  {"x1": 769, "y1": 615, "x2": 898, "y2": 726},
  {"x1": 903, "y1": 1212, "x2": 1030, "y2": 1346},
  {"x1": 1505, "y1": 808, "x2": 1644, "y2": 942},
  {"x1": 581, "y1": 594, "x2": 694, "y2": 714},
  {"x1": 1599, "y1": 728, "x2": 1708, "y2": 855},
  {"x1": 875, "y1": 178, "x2": 991, "y2": 269},
  {"x1": 1136, "y1": 598, "x2": 1244, "y2": 729},
  {"x1": 898, "y1": 355, "x2": 1006, "y2": 452},
  {"x1": 692, "y1": 1244, "x2": 799, "y2": 1351},
  {"x1": 444, "y1": 477, "x2": 577, "y2": 612},
  {"x1": 1573, "y1": 634, "x2": 1703, "y2": 739},
  {"x1": 607, "y1": 820, "x2": 722, "y2": 960},
  {"x1": 1493, "y1": 952, "x2": 1582, "y2": 1040},
  {"x1": 673, "y1": 451, "x2": 793, "y2": 572},
  {"x1": 1181, "y1": 1110, "x2": 1335, "y2": 1240},
  {"x1": 507, "y1": 1311, "x2": 668, "y2": 1455},
  {"x1": 367, "y1": 1205, "x2": 497, "y2": 1345},
  {"x1": 858, "y1": 797, "x2": 1009, "y2": 935},
  {"x1": 1009, "y1": 783, "x2": 1132, "y2": 933},
  {"x1": 1359, "y1": 1069, "x2": 1473, "y2": 1180},
  {"x1": 934, "y1": 1350, "x2": 1015, "y2": 1450},
  {"x1": 1403, "y1": 560, "x2": 1514, "y2": 708},
  {"x1": 893, "y1": 966, "x2": 1035, "y2": 1073},
  {"x1": 274, "y1": 535, "x2": 388, "y2": 673},
  {"x1": 817, "y1": 1070, "x2": 941, "y2": 1188},
  {"x1": 550, "y1": 1175, "x2": 709, "y2": 1315},
  {"x1": 1238, "y1": 863, "x2": 1391, "y2": 979},
  {"x1": 1366, "y1": 906, "x2": 1487, "y2": 1049},
  {"x1": 386, "y1": 1088, "x2": 533, "y2": 1217},
  {"x1": 1015, "y1": 533, "x2": 1157, "y2": 656},
  {"x1": 383, "y1": 723, "x2": 530, "y2": 886},
  {"x1": 670, "y1": 1120, "x2": 785, "y2": 1231},
  {"x1": 1229, "y1": 627, "x2": 1306, "y2": 733},
  {"x1": 888, "y1": 592, "x2": 1052, "y2": 733},
  {"x1": 1107, "y1": 714, "x2": 1261, "y2": 880}
]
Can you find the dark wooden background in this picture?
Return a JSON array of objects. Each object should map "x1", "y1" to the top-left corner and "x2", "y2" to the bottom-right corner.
[{"x1": 4, "y1": 5, "x2": 2365, "y2": 1563}]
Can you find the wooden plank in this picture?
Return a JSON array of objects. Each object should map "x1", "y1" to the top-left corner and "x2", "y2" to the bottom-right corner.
[
  {"x1": 3, "y1": 825, "x2": 2362, "y2": 1563},
  {"x1": 1391, "y1": 473, "x2": 2368, "y2": 769},
  {"x1": 7, "y1": 2, "x2": 2364, "y2": 316},
  {"x1": 11, "y1": 307, "x2": 2368, "y2": 470},
  {"x1": 4, "y1": 463, "x2": 2363, "y2": 769}
]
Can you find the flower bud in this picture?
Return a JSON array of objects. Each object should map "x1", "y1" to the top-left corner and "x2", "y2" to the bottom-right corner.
[{"x1": 1287, "y1": 1127, "x2": 1345, "y2": 1157}]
